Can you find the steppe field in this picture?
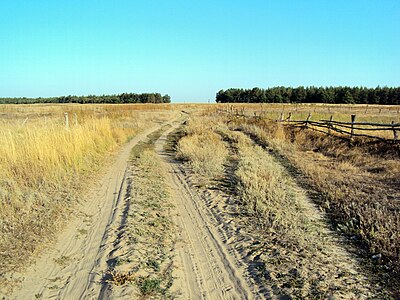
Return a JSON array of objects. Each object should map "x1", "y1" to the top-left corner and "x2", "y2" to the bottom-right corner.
[{"x1": 0, "y1": 103, "x2": 399, "y2": 299}]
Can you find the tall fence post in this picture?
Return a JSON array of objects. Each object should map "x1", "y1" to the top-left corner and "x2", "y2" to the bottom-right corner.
[
  {"x1": 305, "y1": 113, "x2": 311, "y2": 128},
  {"x1": 350, "y1": 114, "x2": 356, "y2": 139},
  {"x1": 393, "y1": 121, "x2": 398, "y2": 142},
  {"x1": 328, "y1": 115, "x2": 333, "y2": 135},
  {"x1": 64, "y1": 112, "x2": 69, "y2": 130}
]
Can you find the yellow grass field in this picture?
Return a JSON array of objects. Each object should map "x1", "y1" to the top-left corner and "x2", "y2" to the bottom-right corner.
[{"x1": 0, "y1": 104, "x2": 179, "y2": 292}]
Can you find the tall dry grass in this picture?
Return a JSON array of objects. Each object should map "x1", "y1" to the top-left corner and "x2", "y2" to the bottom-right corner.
[
  {"x1": 233, "y1": 117, "x2": 400, "y2": 295},
  {"x1": 0, "y1": 106, "x2": 178, "y2": 293},
  {"x1": 226, "y1": 130, "x2": 378, "y2": 298},
  {"x1": 177, "y1": 117, "x2": 228, "y2": 179},
  {"x1": 0, "y1": 119, "x2": 131, "y2": 287}
]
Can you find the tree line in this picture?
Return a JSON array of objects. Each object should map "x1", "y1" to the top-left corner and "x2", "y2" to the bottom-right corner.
[
  {"x1": 216, "y1": 87, "x2": 400, "y2": 105},
  {"x1": 0, "y1": 93, "x2": 171, "y2": 104}
]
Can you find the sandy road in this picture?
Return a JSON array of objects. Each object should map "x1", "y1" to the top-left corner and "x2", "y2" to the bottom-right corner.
[
  {"x1": 9, "y1": 119, "x2": 177, "y2": 300},
  {"x1": 155, "y1": 124, "x2": 265, "y2": 299},
  {"x1": 10, "y1": 116, "x2": 265, "y2": 300}
]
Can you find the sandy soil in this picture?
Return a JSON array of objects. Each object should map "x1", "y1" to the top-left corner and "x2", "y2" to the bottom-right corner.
[
  {"x1": 6, "y1": 113, "x2": 385, "y2": 299},
  {"x1": 8, "y1": 117, "x2": 268, "y2": 299},
  {"x1": 8, "y1": 120, "x2": 176, "y2": 300},
  {"x1": 155, "y1": 124, "x2": 267, "y2": 299}
]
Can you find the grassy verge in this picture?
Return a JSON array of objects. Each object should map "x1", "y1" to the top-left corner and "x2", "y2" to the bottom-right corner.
[
  {"x1": 236, "y1": 117, "x2": 400, "y2": 296},
  {"x1": 177, "y1": 117, "x2": 228, "y2": 180},
  {"x1": 220, "y1": 129, "x2": 380, "y2": 298}
]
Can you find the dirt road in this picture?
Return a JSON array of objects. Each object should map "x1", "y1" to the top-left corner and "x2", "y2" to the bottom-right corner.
[
  {"x1": 10, "y1": 119, "x2": 174, "y2": 299},
  {"x1": 9, "y1": 117, "x2": 265, "y2": 299},
  {"x1": 155, "y1": 125, "x2": 266, "y2": 299}
]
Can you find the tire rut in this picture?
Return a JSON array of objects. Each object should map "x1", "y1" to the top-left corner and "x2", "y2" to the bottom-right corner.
[
  {"x1": 155, "y1": 124, "x2": 267, "y2": 299},
  {"x1": 8, "y1": 119, "x2": 179, "y2": 300}
]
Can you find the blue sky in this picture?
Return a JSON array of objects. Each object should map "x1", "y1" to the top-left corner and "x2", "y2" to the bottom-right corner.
[{"x1": 0, "y1": 0, "x2": 399, "y2": 102}]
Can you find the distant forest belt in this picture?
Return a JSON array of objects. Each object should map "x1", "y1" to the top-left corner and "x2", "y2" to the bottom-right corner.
[
  {"x1": 0, "y1": 92, "x2": 171, "y2": 104},
  {"x1": 216, "y1": 86, "x2": 400, "y2": 105}
]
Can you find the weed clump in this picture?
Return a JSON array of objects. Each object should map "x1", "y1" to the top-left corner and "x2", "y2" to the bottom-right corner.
[{"x1": 177, "y1": 118, "x2": 228, "y2": 179}]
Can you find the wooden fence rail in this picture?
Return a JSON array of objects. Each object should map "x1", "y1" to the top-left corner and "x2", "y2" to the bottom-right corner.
[
  {"x1": 215, "y1": 108, "x2": 399, "y2": 142},
  {"x1": 284, "y1": 115, "x2": 399, "y2": 142}
]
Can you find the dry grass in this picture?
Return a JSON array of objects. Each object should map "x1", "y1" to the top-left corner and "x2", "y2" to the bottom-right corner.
[
  {"x1": 177, "y1": 117, "x2": 228, "y2": 179},
  {"x1": 0, "y1": 118, "x2": 129, "y2": 279},
  {"x1": 0, "y1": 104, "x2": 178, "y2": 293},
  {"x1": 220, "y1": 129, "x2": 378, "y2": 298},
  {"x1": 175, "y1": 112, "x2": 384, "y2": 297},
  {"x1": 234, "y1": 116, "x2": 400, "y2": 296}
]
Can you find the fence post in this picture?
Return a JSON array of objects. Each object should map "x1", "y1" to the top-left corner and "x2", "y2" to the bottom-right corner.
[
  {"x1": 279, "y1": 112, "x2": 284, "y2": 122},
  {"x1": 392, "y1": 121, "x2": 398, "y2": 142},
  {"x1": 328, "y1": 115, "x2": 333, "y2": 135},
  {"x1": 350, "y1": 114, "x2": 356, "y2": 139},
  {"x1": 64, "y1": 112, "x2": 69, "y2": 130},
  {"x1": 305, "y1": 113, "x2": 311, "y2": 128}
]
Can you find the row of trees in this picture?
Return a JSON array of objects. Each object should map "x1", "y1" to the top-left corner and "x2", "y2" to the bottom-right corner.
[
  {"x1": 0, "y1": 93, "x2": 171, "y2": 104},
  {"x1": 216, "y1": 87, "x2": 400, "y2": 105}
]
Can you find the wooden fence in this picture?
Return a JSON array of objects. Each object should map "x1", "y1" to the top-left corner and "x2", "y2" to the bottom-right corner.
[
  {"x1": 217, "y1": 108, "x2": 399, "y2": 142},
  {"x1": 282, "y1": 113, "x2": 399, "y2": 142}
]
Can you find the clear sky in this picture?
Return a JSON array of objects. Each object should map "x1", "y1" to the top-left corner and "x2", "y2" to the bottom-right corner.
[{"x1": 0, "y1": 0, "x2": 399, "y2": 102}]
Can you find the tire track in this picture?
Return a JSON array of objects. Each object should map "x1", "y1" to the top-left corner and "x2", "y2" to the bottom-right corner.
[
  {"x1": 9, "y1": 119, "x2": 179, "y2": 300},
  {"x1": 155, "y1": 124, "x2": 267, "y2": 299}
]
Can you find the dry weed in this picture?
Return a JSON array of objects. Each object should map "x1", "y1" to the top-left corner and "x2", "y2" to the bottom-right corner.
[
  {"x1": 236, "y1": 117, "x2": 400, "y2": 295},
  {"x1": 177, "y1": 118, "x2": 228, "y2": 179},
  {"x1": 226, "y1": 130, "x2": 379, "y2": 298}
]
